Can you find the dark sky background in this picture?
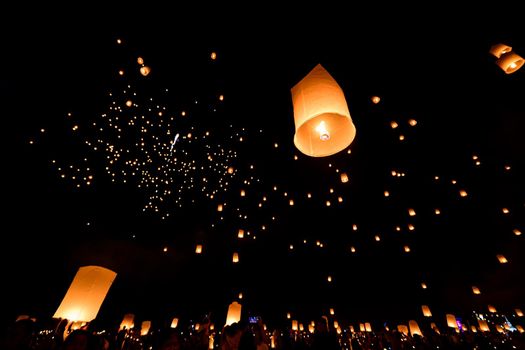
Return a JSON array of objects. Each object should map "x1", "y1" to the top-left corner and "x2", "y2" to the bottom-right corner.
[{"x1": 1, "y1": 8, "x2": 524, "y2": 331}]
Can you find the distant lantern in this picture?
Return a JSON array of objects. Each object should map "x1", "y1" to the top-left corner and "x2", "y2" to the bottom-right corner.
[
  {"x1": 217, "y1": 204, "x2": 223, "y2": 212},
  {"x1": 435, "y1": 208, "x2": 441, "y2": 215},
  {"x1": 137, "y1": 57, "x2": 144, "y2": 65},
  {"x1": 292, "y1": 320, "x2": 298, "y2": 331},
  {"x1": 291, "y1": 64, "x2": 356, "y2": 157},
  {"x1": 496, "y1": 325, "x2": 504, "y2": 333},
  {"x1": 352, "y1": 224, "x2": 358, "y2": 231},
  {"x1": 471, "y1": 325, "x2": 477, "y2": 333},
  {"x1": 195, "y1": 244, "x2": 203, "y2": 254},
  {"x1": 384, "y1": 191, "x2": 390, "y2": 197},
  {"x1": 408, "y1": 208, "x2": 416, "y2": 216},
  {"x1": 333, "y1": 320, "x2": 339, "y2": 328},
  {"x1": 497, "y1": 254, "x2": 508, "y2": 264},
  {"x1": 350, "y1": 246, "x2": 356, "y2": 253},
  {"x1": 327, "y1": 275, "x2": 332, "y2": 282},
  {"x1": 308, "y1": 324, "x2": 315, "y2": 333},
  {"x1": 299, "y1": 323, "x2": 304, "y2": 332},
  {"x1": 459, "y1": 190, "x2": 468, "y2": 197},
  {"x1": 488, "y1": 305, "x2": 497, "y2": 313},
  {"x1": 472, "y1": 286, "x2": 481, "y2": 295},
  {"x1": 227, "y1": 166, "x2": 234, "y2": 174},
  {"x1": 446, "y1": 314, "x2": 458, "y2": 329},
  {"x1": 238, "y1": 229, "x2": 244, "y2": 239},
  {"x1": 53, "y1": 265, "x2": 117, "y2": 322},
  {"x1": 340, "y1": 173, "x2": 349, "y2": 183},
  {"x1": 421, "y1": 282, "x2": 428, "y2": 289},
  {"x1": 390, "y1": 121, "x2": 399, "y2": 129},
  {"x1": 225, "y1": 301, "x2": 241, "y2": 326},
  {"x1": 408, "y1": 119, "x2": 417, "y2": 126},
  {"x1": 238, "y1": 293, "x2": 243, "y2": 299},
  {"x1": 240, "y1": 189, "x2": 246, "y2": 197},
  {"x1": 371, "y1": 96, "x2": 381, "y2": 104},
  {"x1": 496, "y1": 51, "x2": 524, "y2": 74},
  {"x1": 286, "y1": 312, "x2": 291, "y2": 319},
  {"x1": 518, "y1": 325, "x2": 525, "y2": 333},
  {"x1": 516, "y1": 309, "x2": 524, "y2": 317},
  {"x1": 430, "y1": 323, "x2": 440, "y2": 334},
  {"x1": 397, "y1": 325, "x2": 409, "y2": 336},
  {"x1": 126, "y1": 100, "x2": 133, "y2": 107},
  {"x1": 232, "y1": 252, "x2": 239, "y2": 263},
  {"x1": 409, "y1": 320, "x2": 423, "y2": 337},
  {"x1": 365, "y1": 323, "x2": 372, "y2": 332},
  {"x1": 422, "y1": 305, "x2": 432, "y2": 317},
  {"x1": 502, "y1": 208, "x2": 510, "y2": 214},
  {"x1": 219, "y1": 94, "x2": 224, "y2": 101},
  {"x1": 404, "y1": 246, "x2": 411, "y2": 253},
  {"x1": 170, "y1": 317, "x2": 179, "y2": 328},
  {"x1": 211, "y1": 52, "x2": 217, "y2": 60},
  {"x1": 330, "y1": 308, "x2": 335, "y2": 315},
  {"x1": 119, "y1": 313, "x2": 135, "y2": 331},
  {"x1": 490, "y1": 43, "x2": 513, "y2": 58},
  {"x1": 289, "y1": 199, "x2": 294, "y2": 206},
  {"x1": 513, "y1": 229, "x2": 522, "y2": 236},
  {"x1": 140, "y1": 66, "x2": 151, "y2": 76},
  {"x1": 140, "y1": 321, "x2": 151, "y2": 336}
]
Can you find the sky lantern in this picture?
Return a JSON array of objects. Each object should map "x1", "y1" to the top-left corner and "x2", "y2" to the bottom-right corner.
[
  {"x1": 139, "y1": 66, "x2": 151, "y2": 76},
  {"x1": 340, "y1": 172, "x2": 349, "y2": 183},
  {"x1": 291, "y1": 64, "x2": 356, "y2": 157},
  {"x1": 225, "y1": 301, "x2": 241, "y2": 326},
  {"x1": 472, "y1": 286, "x2": 481, "y2": 295},
  {"x1": 496, "y1": 51, "x2": 524, "y2": 74},
  {"x1": 488, "y1": 305, "x2": 497, "y2": 313},
  {"x1": 513, "y1": 229, "x2": 522, "y2": 236},
  {"x1": 409, "y1": 320, "x2": 423, "y2": 337},
  {"x1": 330, "y1": 308, "x2": 335, "y2": 315},
  {"x1": 408, "y1": 208, "x2": 416, "y2": 216},
  {"x1": 397, "y1": 325, "x2": 408, "y2": 336},
  {"x1": 365, "y1": 323, "x2": 372, "y2": 332},
  {"x1": 211, "y1": 52, "x2": 217, "y2": 60},
  {"x1": 291, "y1": 320, "x2": 299, "y2": 331},
  {"x1": 119, "y1": 313, "x2": 135, "y2": 331},
  {"x1": 371, "y1": 96, "x2": 381, "y2": 104},
  {"x1": 308, "y1": 324, "x2": 315, "y2": 333},
  {"x1": 125, "y1": 100, "x2": 133, "y2": 107},
  {"x1": 227, "y1": 166, "x2": 234, "y2": 174},
  {"x1": 459, "y1": 190, "x2": 468, "y2": 197},
  {"x1": 421, "y1": 305, "x2": 432, "y2": 317},
  {"x1": 516, "y1": 309, "x2": 524, "y2": 317},
  {"x1": 490, "y1": 43, "x2": 513, "y2": 58},
  {"x1": 517, "y1": 325, "x2": 525, "y2": 333},
  {"x1": 240, "y1": 189, "x2": 246, "y2": 197},
  {"x1": 502, "y1": 208, "x2": 509, "y2": 214},
  {"x1": 238, "y1": 229, "x2": 244, "y2": 239},
  {"x1": 497, "y1": 254, "x2": 508, "y2": 264},
  {"x1": 217, "y1": 204, "x2": 223, "y2": 212},
  {"x1": 137, "y1": 57, "x2": 144, "y2": 65},
  {"x1": 195, "y1": 244, "x2": 203, "y2": 254},
  {"x1": 287, "y1": 312, "x2": 291, "y2": 319},
  {"x1": 232, "y1": 252, "x2": 239, "y2": 263},
  {"x1": 53, "y1": 265, "x2": 117, "y2": 322},
  {"x1": 140, "y1": 321, "x2": 151, "y2": 336},
  {"x1": 446, "y1": 314, "x2": 458, "y2": 329},
  {"x1": 170, "y1": 318, "x2": 179, "y2": 328},
  {"x1": 408, "y1": 119, "x2": 417, "y2": 126}
]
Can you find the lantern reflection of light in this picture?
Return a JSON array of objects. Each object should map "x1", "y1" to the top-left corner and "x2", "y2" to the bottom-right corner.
[{"x1": 291, "y1": 64, "x2": 356, "y2": 157}]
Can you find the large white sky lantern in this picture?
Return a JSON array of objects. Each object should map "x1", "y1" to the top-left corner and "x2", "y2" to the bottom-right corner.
[
  {"x1": 53, "y1": 265, "x2": 117, "y2": 322},
  {"x1": 225, "y1": 301, "x2": 242, "y2": 326},
  {"x1": 291, "y1": 64, "x2": 356, "y2": 157}
]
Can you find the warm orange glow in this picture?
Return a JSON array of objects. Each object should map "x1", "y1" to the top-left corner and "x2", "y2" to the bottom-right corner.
[
  {"x1": 291, "y1": 320, "x2": 298, "y2": 331},
  {"x1": 327, "y1": 275, "x2": 332, "y2": 282},
  {"x1": 195, "y1": 244, "x2": 203, "y2": 254},
  {"x1": 408, "y1": 119, "x2": 417, "y2": 126},
  {"x1": 211, "y1": 52, "x2": 217, "y2": 60},
  {"x1": 219, "y1": 94, "x2": 224, "y2": 101},
  {"x1": 490, "y1": 43, "x2": 513, "y2": 58},
  {"x1": 170, "y1": 317, "x2": 179, "y2": 328},
  {"x1": 488, "y1": 305, "x2": 497, "y2": 313},
  {"x1": 502, "y1": 208, "x2": 510, "y2": 214},
  {"x1": 126, "y1": 100, "x2": 133, "y2": 107},
  {"x1": 496, "y1": 51, "x2": 524, "y2": 74},
  {"x1": 408, "y1": 224, "x2": 415, "y2": 231},
  {"x1": 404, "y1": 245, "x2": 411, "y2": 253},
  {"x1": 435, "y1": 208, "x2": 441, "y2": 215},
  {"x1": 513, "y1": 229, "x2": 522, "y2": 236},
  {"x1": 140, "y1": 66, "x2": 151, "y2": 76},
  {"x1": 291, "y1": 64, "x2": 356, "y2": 157},
  {"x1": 422, "y1": 305, "x2": 432, "y2": 317},
  {"x1": 227, "y1": 167, "x2": 234, "y2": 174},
  {"x1": 390, "y1": 121, "x2": 399, "y2": 129},
  {"x1": 238, "y1": 293, "x2": 243, "y2": 299},
  {"x1": 459, "y1": 190, "x2": 468, "y2": 197},
  {"x1": 238, "y1": 229, "x2": 244, "y2": 239},
  {"x1": 365, "y1": 323, "x2": 372, "y2": 332},
  {"x1": 408, "y1": 208, "x2": 416, "y2": 216},
  {"x1": 517, "y1": 325, "x2": 525, "y2": 333},
  {"x1": 409, "y1": 320, "x2": 423, "y2": 337},
  {"x1": 446, "y1": 314, "x2": 458, "y2": 329},
  {"x1": 330, "y1": 308, "x2": 335, "y2": 315},
  {"x1": 516, "y1": 308, "x2": 524, "y2": 317},
  {"x1": 497, "y1": 254, "x2": 508, "y2": 263},
  {"x1": 287, "y1": 312, "x2": 291, "y2": 319},
  {"x1": 141, "y1": 321, "x2": 151, "y2": 336},
  {"x1": 217, "y1": 204, "x2": 223, "y2": 212},
  {"x1": 308, "y1": 324, "x2": 315, "y2": 333},
  {"x1": 119, "y1": 313, "x2": 135, "y2": 331},
  {"x1": 226, "y1": 302, "x2": 241, "y2": 326},
  {"x1": 350, "y1": 246, "x2": 356, "y2": 253},
  {"x1": 397, "y1": 325, "x2": 409, "y2": 336},
  {"x1": 53, "y1": 266, "x2": 117, "y2": 322},
  {"x1": 421, "y1": 282, "x2": 427, "y2": 289},
  {"x1": 371, "y1": 96, "x2": 381, "y2": 104},
  {"x1": 137, "y1": 57, "x2": 144, "y2": 65},
  {"x1": 384, "y1": 190, "x2": 390, "y2": 197},
  {"x1": 352, "y1": 224, "x2": 358, "y2": 231},
  {"x1": 472, "y1": 286, "x2": 481, "y2": 295},
  {"x1": 232, "y1": 252, "x2": 239, "y2": 263},
  {"x1": 340, "y1": 173, "x2": 349, "y2": 183},
  {"x1": 240, "y1": 189, "x2": 246, "y2": 197},
  {"x1": 375, "y1": 235, "x2": 381, "y2": 242}
]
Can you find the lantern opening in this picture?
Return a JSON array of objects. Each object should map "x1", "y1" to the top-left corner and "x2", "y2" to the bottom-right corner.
[{"x1": 315, "y1": 121, "x2": 330, "y2": 141}]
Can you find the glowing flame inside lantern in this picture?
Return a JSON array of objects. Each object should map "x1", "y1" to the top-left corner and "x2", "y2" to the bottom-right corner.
[{"x1": 315, "y1": 121, "x2": 330, "y2": 141}]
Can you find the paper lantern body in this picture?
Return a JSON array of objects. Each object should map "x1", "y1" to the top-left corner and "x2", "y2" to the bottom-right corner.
[
  {"x1": 120, "y1": 313, "x2": 135, "y2": 331},
  {"x1": 53, "y1": 265, "x2": 117, "y2": 322},
  {"x1": 421, "y1": 305, "x2": 432, "y2": 317},
  {"x1": 291, "y1": 64, "x2": 356, "y2": 157},
  {"x1": 141, "y1": 321, "x2": 151, "y2": 336},
  {"x1": 409, "y1": 320, "x2": 423, "y2": 337},
  {"x1": 496, "y1": 51, "x2": 524, "y2": 74},
  {"x1": 446, "y1": 314, "x2": 458, "y2": 329},
  {"x1": 490, "y1": 43, "x2": 512, "y2": 58},
  {"x1": 226, "y1": 301, "x2": 242, "y2": 326}
]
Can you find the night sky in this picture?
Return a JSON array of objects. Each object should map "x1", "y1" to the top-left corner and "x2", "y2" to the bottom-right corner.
[{"x1": 2, "y1": 9, "x2": 524, "y2": 331}]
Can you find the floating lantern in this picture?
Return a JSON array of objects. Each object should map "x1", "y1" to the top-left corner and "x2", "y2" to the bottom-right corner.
[
  {"x1": 225, "y1": 302, "x2": 241, "y2": 326},
  {"x1": 496, "y1": 51, "x2": 524, "y2": 74},
  {"x1": 516, "y1": 309, "x2": 524, "y2": 317},
  {"x1": 397, "y1": 325, "x2": 409, "y2": 336},
  {"x1": 238, "y1": 229, "x2": 244, "y2": 239},
  {"x1": 170, "y1": 318, "x2": 179, "y2": 328},
  {"x1": 371, "y1": 96, "x2": 381, "y2": 104},
  {"x1": 365, "y1": 323, "x2": 372, "y2": 332},
  {"x1": 299, "y1": 323, "x2": 304, "y2": 331},
  {"x1": 308, "y1": 324, "x2": 315, "y2": 333},
  {"x1": 217, "y1": 204, "x2": 223, "y2": 212},
  {"x1": 408, "y1": 119, "x2": 417, "y2": 126},
  {"x1": 408, "y1": 208, "x2": 416, "y2": 216},
  {"x1": 404, "y1": 245, "x2": 411, "y2": 253},
  {"x1": 119, "y1": 313, "x2": 135, "y2": 331},
  {"x1": 421, "y1": 305, "x2": 432, "y2": 317},
  {"x1": 409, "y1": 320, "x2": 422, "y2": 337},
  {"x1": 340, "y1": 173, "x2": 349, "y2": 183},
  {"x1": 286, "y1": 312, "x2": 291, "y2": 319},
  {"x1": 497, "y1": 254, "x2": 508, "y2": 264},
  {"x1": 211, "y1": 52, "x2": 217, "y2": 60},
  {"x1": 227, "y1": 167, "x2": 234, "y2": 174},
  {"x1": 291, "y1": 64, "x2": 356, "y2": 157},
  {"x1": 488, "y1": 305, "x2": 497, "y2": 313},
  {"x1": 141, "y1": 321, "x2": 151, "y2": 336},
  {"x1": 137, "y1": 57, "x2": 144, "y2": 65},
  {"x1": 446, "y1": 314, "x2": 458, "y2": 329},
  {"x1": 384, "y1": 191, "x2": 390, "y2": 197},
  {"x1": 240, "y1": 189, "x2": 246, "y2": 197},
  {"x1": 517, "y1": 325, "x2": 524, "y2": 333},
  {"x1": 514, "y1": 229, "x2": 522, "y2": 236},
  {"x1": 292, "y1": 320, "x2": 298, "y2": 331},
  {"x1": 472, "y1": 286, "x2": 481, "y2": 295},
  {"x1": 232, "y1": 252, "x2": 239, "y2": 263},
  {"x1": 238, "y1": 293, "x2": 243, "y2": 299},
  {"x1": 502, "y1": 208, "x2": 510, "y2": 214},
  {"x1": 125, "y1": 100, "x2": 133, "y2": 107},
  {"x1": 195, "y1": 244, "x2": 203, "y2": 254},
  {"x1": 140, "y1": 66, "x2": 151, "y2": 76},
  {"x1": 53, "y1": 266, "x2": 117, "y2": 322},
  {"x1": 330, "y1": 308, "x2": 335, "y2": 315},
  {"x1": 359, "y1": 323, "x2": 365, "y2": 332},
  {"x1": 459, "y1": 190, "x2": 468, "y2": 197},
  {"x1": 471, "y1": 325, "x2": 477, "y2": 332},
  {"x1": 490, "y1": 43, "x2": 513, "y2": 58}
]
